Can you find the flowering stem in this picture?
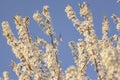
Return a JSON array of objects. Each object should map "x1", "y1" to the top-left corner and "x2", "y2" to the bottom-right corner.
[{"x1": 92, "y1": 50, "x2": 102, "y2": 80}]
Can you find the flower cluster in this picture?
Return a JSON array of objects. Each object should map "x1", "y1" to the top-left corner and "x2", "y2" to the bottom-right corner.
[
  {"x1": 1, "y1": 6, "x2": 62, "y2": 80},
  {"x1": 33, "y1": 6, "x2": 55, "y2": 36},
  {"x1": 0, "y1": 71, "x2": 10, "y2": 80},
  {"x1": 65, "y1": 2, "x2": 120, "y2": 80},
  {"x1": 0, "y1": 2, "x2": 120, "y2": 80}
]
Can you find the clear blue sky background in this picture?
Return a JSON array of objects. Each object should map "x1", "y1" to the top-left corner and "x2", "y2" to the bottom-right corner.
[{"x1": 0, "y1": 0, "x2": 120, "y2": 80}]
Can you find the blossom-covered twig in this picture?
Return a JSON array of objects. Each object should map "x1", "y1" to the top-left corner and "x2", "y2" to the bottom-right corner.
[{"x1": 65, "y1": 2, "x2": 120, "y2": 80}]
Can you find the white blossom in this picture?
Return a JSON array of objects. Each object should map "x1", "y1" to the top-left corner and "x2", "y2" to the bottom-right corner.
[
  {"x1": 3, "y1": 71, "x2": 9, "y2": 80},
  {"x1": 1, "y1": 2, "x2": 120, "y2": 80}
]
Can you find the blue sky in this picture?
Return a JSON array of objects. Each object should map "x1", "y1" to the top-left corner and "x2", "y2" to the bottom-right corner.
[{"x1": 0, "y1": 0, "x2": 120, "y2": 79}]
